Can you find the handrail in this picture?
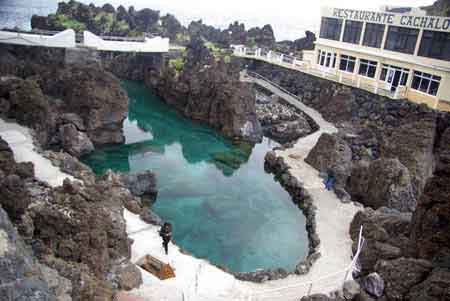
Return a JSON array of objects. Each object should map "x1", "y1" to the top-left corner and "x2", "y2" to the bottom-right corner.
[{"x1": 243, "y1": 70, "x2": 303, "y2": 103}]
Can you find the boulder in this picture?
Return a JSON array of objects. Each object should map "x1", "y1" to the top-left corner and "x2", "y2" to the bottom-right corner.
[
  {"x1": 380, "y1": 113, "x2": 436, "y2": 196},
  {"x1": 39, "y1": 65, "x2": 128, "y2": 146},
  {"x1": 117, "y1": 264, "x2": 142, "y2": 291},
  {"x1": 305, "y1": 133, "x2": 352, "y2": 190},
  {"x1": 120, "y1": 171, "x2": 157, "y2": 199},
  {"x1": 407, "y1": 267, "x2": 450, "y2": 301},
  {"x1": 360, "y1": 272, "x2": 385, "y2": 298},
  {"x1": 59, "y1": 123, "x2": 95, "y2": 157},
  {"x1": 375, "y1": 258, "x2": 433, "y2": 300},
  {"x1": 436, "y1": 127, "x2": 450, "y2": 172},
  {"x1": 349, "y1": 158, "x2": 416, "y2": 212},
  {"x1": 350, "y1": 208, "x2": 411, "y2": 275},
  {"x1": 140, "y1": 209, "x2": 163, "y2": 226}
]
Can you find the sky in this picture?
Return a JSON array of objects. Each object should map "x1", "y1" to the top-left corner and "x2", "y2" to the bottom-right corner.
[
  {"x1": 3, "y1": 0, "x2": 437, "y2": 40},
  {"x1": 76, "y1": 0, "x2": 435, "y2": 40}
]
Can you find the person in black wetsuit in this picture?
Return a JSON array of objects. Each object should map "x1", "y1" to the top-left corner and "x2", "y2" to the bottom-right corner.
[{"x1": 159, "y1": 222, "x2": 172, "y2": 255}]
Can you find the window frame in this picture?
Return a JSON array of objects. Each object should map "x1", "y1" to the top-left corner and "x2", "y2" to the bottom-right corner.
[
  {"x1": 384, "y1": 26, "x2": 419, "y2": 55},
  {"x1": 418, "y1": 30, "x2": 450, "y2": 61},
  {"x1": 343, "y1": 20, "x2": 363, "y2": 44},
  {"x1": 411, "y1": 71, "x2": 441, "y2": 96},
  {"x1": 362, "y1": 23, "x2": 385, "y2": 48},
  {"x1": 339, "y1": 54, "x2": 356, "y2": 73},
  {"x1": 320, "y1": 17, "x2": 343, "y2": 41},
  {"x1": 358, "y1": 59, "x2": 378, "y2": 78},
  {"x1": 317, "y1": 49, "x2": 337, "y2": 69},
  {"x1": 380, "y1": 64, "x2": 410, "y2": 86}
]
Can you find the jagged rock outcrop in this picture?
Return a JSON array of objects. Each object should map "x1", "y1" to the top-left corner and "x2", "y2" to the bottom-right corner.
[
  {"x1": 0, "y1": 205, "x2": 72, "y2": 300},
  {"x1": 305, "y1": 133, "x2": 352, "y2": 194},
  {"x1": 409, "y1": 171, "x2": 450, "y2": 261},
  {"x1": 348, "y1": 158, "x2": 416, "y2": 212},
  {"x1": 145, "y1": 38, "x2": 262, "y2": 143},
  {"x1": 375, "y1": 258, "x2": 433, "y2": 300},
  {"x1": 0, "y1": 138, "x2": 144, "y2": 301},
  {"x1": 350, "y1": 208, "x2": 412, "y2": 275},
  {"x1": 423, "y1": 0, "x2": 450, "y2": 16},
  {"x1": 0, "y1": 46, "x2": 129, "y2": 154},
  {"x1": 256, "y1": 101, "x2": 313, "y2": 143}
]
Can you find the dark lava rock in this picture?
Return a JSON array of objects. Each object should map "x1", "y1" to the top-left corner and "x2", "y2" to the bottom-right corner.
[
  {"x1": 360, "y1": 272, "x2": 385, "y2": 298},
  {"x1": 116, "y1": 263, "x2": 142, "y2": 291},
  {"x1": 300, "y1": 294, "x2": 332, "y2": 301},
  {"x1": 256, "y1": 101, "x2": 313, "y2": 143},
  {"x1": 140, "y1": 209, "x2": 163, "y2": 226},
  {"x1": 0, "y1": 205, "x2": 73, "y2": 300},
  {"x1": 305, "y1": 133, "x2": 352, "y2": 191},
  {"x1": 380, "y1": 111, "x2": 436, "y2": 196},
  {"x1": 375, "y1": 258, "x2": 433, "y2": 300},
  {"x1": 145, "y1": 37, "x2": 262, "y2": 143},
  {"x1": 39, "y1": 65, "x2": 128, "y2": 146},
  {"x1": 410, "y1": 172, "x2": 450, "y2": 261},
  {"x1": 348, "y1": 158, "x2": 416, "y2": 212},
  {"x1": 120, "y1": 171, "x2": 157, "y2": 199},
  {"x1": 350, "y1": 208, "x2": 412, "y2": 275},
  {"x1": 407, "y1": 267, "x2": 450, "y2": 301},
  {"x1": 59, "y1": 123, "x2": 95, "y2": 157}
]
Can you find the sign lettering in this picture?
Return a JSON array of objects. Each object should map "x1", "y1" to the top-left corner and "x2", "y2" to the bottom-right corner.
[{"x1": 332, "y1": 8, "x2": 450, "y2": 32}]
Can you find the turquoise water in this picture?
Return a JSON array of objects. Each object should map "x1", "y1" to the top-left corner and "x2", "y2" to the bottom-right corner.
[{"x1": 82, "y1": 81, "x2": 308, "y2": 273}]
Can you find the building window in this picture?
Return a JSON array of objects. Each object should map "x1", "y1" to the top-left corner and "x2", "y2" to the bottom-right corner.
[
  {"x1": 418, "y1": 31, "x2": 450, "y2": 61},
  {"x1": 411, "y1": 71, "x2": 441, "y2": 96},
  {"x1": 343, "y1": 20, "x2": 363, "y2": 44},
  {"x1": 384, "y1": 26, "x2": 419, "y2": 54},
  {"x1": 358, "y1": 59, "x2": 378, "y2": 78},
  {"x1": 339, "y1": 55, "x2": 356, "y2": 73},
  {"x1": 320, "y1": 17, "x2": 343, "y2": 41},
  {"x1": 363, "y1": 23, "x2": 385, "y2": 48},
  {"x1": 317, "y1": 50, "x2": 337, "y2": 68},
  {"x1": 380, "y1": 64, "x2": 410, "y2": 90}
]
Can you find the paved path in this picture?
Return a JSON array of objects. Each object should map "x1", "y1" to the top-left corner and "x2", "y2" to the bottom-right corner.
[
  {"x1": 0, "y1": 118, "x2": 74, "y2": 187},
  {"x1": 122, "y1": 73, "x2": 361, "y2": 300}
]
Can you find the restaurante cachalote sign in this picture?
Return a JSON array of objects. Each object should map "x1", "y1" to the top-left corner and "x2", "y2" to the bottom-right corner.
[{"x1": 325, "y1": 7, "x2": 450, "y2": 32}]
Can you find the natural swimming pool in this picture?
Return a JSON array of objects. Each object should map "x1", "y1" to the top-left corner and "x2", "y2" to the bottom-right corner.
[{"x1": 82, "y1": 81, "x2": 308, "y2": 273}]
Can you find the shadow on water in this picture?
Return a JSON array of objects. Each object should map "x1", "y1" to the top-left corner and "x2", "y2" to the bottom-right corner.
[{"x1": 82, "y1": 80, "x2": 308, "y2": 273}]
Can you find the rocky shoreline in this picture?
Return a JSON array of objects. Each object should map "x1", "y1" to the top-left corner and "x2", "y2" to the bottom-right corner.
[{"x1": 233, "y1": 150, "x2": 321, "y2": 282}]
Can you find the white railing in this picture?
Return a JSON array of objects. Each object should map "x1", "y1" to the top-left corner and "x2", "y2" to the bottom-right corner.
[
  {"x1": 182, "y1": 226, "x2": 365, "y2": 301},
  {"x1": 83, "y1": 31, "x2": 169, "y2": 52},
  {"x1": 233, "y1": 46, "x2": 407, "y2": 100},
  {"x1": 246, "y1": 226, "x2": 365, "y2": 300},
  {"x1": 0, "y1": 29, "x2": 76, "y2": 48}
]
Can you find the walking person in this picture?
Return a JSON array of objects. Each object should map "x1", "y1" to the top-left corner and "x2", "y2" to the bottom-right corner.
[{"x1": 159, "y1": 222, "x2": 172, "y2": 255}]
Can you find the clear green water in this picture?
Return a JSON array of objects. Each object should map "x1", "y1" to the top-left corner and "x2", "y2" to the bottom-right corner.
[{"x1": 82, "y1": 81, "x2": 308, "y2": 273}]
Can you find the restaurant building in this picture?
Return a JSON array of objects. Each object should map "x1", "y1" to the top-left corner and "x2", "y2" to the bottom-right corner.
[{"x1": 314, "y1": 6, "x2": 450, "y2": 111}]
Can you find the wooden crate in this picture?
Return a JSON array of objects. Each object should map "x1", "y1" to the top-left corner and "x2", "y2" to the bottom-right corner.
[{"x1": 136, "y1": 255, "x2": 175, "y2": 280}]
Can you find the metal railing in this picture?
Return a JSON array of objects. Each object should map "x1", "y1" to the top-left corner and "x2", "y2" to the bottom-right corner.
[
  {"x1": 243, "y1": 70, "x2": 303, "y2": 103},
  {"x1": 246, "y1": 226, "x2": 365, "y2": 300},
  {"x1": 233, "y1": 46, "x2": 408, "y2": 100}
]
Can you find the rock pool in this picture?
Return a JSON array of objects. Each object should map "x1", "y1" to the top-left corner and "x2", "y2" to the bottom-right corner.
[{"x1": 82, "y1": 81, "x2": 308, "y2": 273}]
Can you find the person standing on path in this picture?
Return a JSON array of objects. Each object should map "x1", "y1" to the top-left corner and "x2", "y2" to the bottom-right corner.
[{"x1": 159, "y1": 222, "x2": 172, "y2": 255}]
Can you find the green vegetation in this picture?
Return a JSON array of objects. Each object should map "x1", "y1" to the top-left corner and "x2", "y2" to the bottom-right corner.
[
  {"x1": 49, "y1": 13, "x2": 86, "y2": 31},
  {"x1": 93, "y1": 12, "x2": 114, "y2": 33},
  {"x1": 175, "y1": 32, "x2": 190, "y2": 43},
  {"x1": 205, "y1": 41, "x2": 228, "y2": 59},
  {"x1": 169, "y1": 57, "x2": 185, "y2": 72}
]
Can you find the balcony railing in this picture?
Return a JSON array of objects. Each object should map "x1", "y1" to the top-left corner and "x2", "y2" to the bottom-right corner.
[{"x1": 233, "y1": 46, "x2": 408, "y2": 100}]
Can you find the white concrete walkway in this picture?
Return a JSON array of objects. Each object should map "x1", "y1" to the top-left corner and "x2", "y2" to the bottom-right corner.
[
  {"x1": 121, "y1": 73, "x2": 360, "y2": 300},
  {"x1": 0, "y1": 118, "x2": 74, "y2": 187}
]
